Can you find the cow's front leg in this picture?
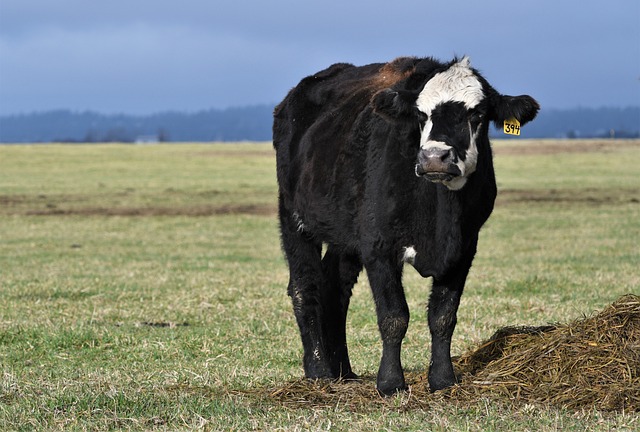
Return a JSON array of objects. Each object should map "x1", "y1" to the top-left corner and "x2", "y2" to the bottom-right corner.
[
  {"x1": 427, "y1": 262, "x2": 470, "y2": 391},
  {"x1": 365, "y1": 258, "x2": 409, "y2": 396},
  {"x1": 427, "y1": 283, "x2": 461, "y2": 391}
]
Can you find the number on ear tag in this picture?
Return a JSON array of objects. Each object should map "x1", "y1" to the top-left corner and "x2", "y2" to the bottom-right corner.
[{"x1": 504, "y1": 118, "x2": 521, "y2": 135}]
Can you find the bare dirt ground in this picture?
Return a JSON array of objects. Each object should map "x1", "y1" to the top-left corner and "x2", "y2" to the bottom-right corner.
[
  {"x1": 4, "y1": 188, "x2": 636, "y2": 217},
  {"x1": 497, "y1": 188, "x2": 640, "y2": 206},
  {"x1": 0, "y1": 193, "x2": 276, "y2": 216},
  {"x1": 23, "y1": 204, "x2": 277, "y2": 217},
  {"x1": 493, "y1": 139, "x2": 639, "y2": 156}
]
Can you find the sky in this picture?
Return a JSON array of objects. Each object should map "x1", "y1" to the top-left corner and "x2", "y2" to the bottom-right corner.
[{"x1": 0, "y1": 0, "x2": 639, "y2": 116}]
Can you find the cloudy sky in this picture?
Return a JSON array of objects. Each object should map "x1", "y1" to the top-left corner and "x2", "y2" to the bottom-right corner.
[{"x1": 0, "y1": 0, "x2": 638, "y2": 115}]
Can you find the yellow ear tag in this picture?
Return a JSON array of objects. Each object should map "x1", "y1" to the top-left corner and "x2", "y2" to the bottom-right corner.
[{"x1": 504, "y1": 118, "x2": 521, "y2": 136}]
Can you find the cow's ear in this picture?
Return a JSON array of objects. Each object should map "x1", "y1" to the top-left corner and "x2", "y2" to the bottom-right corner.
[
  {"x1": 372, "y1": 89, "x2": 419, "y2": 122},
  {"x1": 490, "y1": 94, "x2": 540, "y2": 128}
]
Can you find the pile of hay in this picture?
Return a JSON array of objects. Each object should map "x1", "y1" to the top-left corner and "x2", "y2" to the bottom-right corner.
[
  {"x1": 451, "y1": 293, "x2": 640, "y2": 411},
  {"x1": 263, "y1": 294, "x2": 639, "y2": 412}
]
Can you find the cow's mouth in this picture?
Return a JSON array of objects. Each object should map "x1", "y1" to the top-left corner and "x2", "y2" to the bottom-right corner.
[
  {"x1": 415, "y1": 164, "x2": 461, "y2": 183},
  {"x1": 424, "y1": 172, "x2": 456, "y2": 182}
]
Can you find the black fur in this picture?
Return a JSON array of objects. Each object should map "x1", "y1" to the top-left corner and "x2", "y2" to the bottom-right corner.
[{"x1": 273, "y1": 56, "x2": 538, "y2": 395}]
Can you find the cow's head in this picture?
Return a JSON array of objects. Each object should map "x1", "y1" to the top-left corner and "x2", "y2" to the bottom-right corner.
[{"x1": 373, "y1": 57, "x2": 539, "y2": 190}]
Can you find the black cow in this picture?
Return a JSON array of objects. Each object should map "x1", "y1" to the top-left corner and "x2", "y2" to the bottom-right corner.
[{"x1": 273, "y1": 56, "x2": 539, "y2": 395}]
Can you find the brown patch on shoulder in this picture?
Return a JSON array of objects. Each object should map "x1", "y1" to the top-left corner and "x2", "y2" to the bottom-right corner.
[{"x1": 370, "y1": 57, "x2": 418, "y2": 90}]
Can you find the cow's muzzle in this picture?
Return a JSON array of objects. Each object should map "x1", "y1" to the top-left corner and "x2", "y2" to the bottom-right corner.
[{"x1": 415, "y1": 147, "x2": 462, "y2": 182}]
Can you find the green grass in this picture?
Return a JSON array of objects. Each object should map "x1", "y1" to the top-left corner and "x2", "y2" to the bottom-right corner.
[{"x1": 1, "y1": 140, "x2": 639, "y2": 430}]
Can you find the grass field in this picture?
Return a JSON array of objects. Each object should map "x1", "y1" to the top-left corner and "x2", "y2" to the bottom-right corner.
[{"x1": 0, "y1": 140, "x2": 638, "y2": 431}]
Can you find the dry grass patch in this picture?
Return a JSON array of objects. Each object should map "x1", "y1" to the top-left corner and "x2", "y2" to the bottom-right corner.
[{"x1": 258, "y1": 295, "x2": 639, "y2": 412}]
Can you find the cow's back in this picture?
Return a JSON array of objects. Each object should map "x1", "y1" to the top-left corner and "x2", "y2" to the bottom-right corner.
[
  {"x1": 273, "y1": 58, "x2": 420, "y2": 202},
  {"x1": 273, "y1": 62, "x2": 379, "y2": 156}
]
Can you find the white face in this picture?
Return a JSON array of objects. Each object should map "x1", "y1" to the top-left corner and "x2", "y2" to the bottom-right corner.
[{"x1": 415, "y1": 57, "x2": 484, "y2": 190}]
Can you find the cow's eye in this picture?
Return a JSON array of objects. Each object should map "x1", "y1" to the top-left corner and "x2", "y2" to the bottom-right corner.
[
  {"x1": 469, "y1": 110, "x2": 485, "y2": 123},
  {"x1": 469, "y1": 111, "x2": 485, "y2": 125}
]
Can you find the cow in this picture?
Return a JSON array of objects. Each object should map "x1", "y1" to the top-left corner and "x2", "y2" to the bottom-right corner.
[{"x1": 273, "y1": 56, "x2": 539, "y2": 395}]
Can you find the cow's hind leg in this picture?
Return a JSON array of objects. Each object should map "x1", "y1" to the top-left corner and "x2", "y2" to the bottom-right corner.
[
  {"x1": 280, "y1": 208, "x2": 334, "y2": 379},
  {"x1": 321, "y1": 247, "x2": 362, "y2": 379}
]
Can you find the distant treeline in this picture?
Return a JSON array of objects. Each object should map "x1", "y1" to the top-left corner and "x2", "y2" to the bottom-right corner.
[
  {"x1": 0, "y1": 105, "x2": 638, "y2": 143},
  {"x1": 0, "y1": 106, "x2": 274, "y2": 143},
  {"x1": 524, "y1": 106, "x2": 640, "y2": 139}
]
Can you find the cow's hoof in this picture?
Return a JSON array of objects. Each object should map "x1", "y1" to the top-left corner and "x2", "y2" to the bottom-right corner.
[
  {"x1": 428, "y1": 371, "x2": 460, "y2": 392},
  {"x1": 339, "y1": 371, "x2": 360, "y2": 381},
  {"x1": 304, "y1": 361, "x2": 334, "y2": 380},
  {"x1": 304, "y1": 371, "x2": 333, "y2": 381},
  {"x1": 376, "y1": 377, "x2": 407, "y2": 396}
]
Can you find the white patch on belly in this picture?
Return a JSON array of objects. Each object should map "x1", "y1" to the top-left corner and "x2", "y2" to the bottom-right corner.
[{"x1": 402, "y1": 246, "x2": 417, "y2": 265}]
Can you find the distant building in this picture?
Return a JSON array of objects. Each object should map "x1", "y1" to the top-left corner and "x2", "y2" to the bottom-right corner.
[{"x1": 135, "y1": 135, "x2": 160, "y2": 144}]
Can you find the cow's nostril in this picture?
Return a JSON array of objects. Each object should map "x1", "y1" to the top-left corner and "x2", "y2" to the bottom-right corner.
[{"x1": 420, "y1": 147, "x2": 451, "y2": 163}]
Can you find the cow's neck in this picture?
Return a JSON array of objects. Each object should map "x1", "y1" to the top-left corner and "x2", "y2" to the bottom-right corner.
[{"x1": 411, "y1": 164, "x2": 496, "y2": 279}]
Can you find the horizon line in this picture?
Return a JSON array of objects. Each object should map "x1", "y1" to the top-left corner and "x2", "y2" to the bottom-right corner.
[{"x1": 2, "y1": 104, "x2": 640, "y2": 118}]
